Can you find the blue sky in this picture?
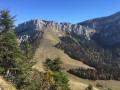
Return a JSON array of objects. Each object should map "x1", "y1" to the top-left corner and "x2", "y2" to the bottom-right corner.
[{"x1": 1, "y1": 0, "x2": 120, "y2": 26}]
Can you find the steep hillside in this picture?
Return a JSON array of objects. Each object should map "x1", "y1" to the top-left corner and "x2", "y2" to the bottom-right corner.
[
  {"x1": 33, "y1": 28, "x2": 100, "y2": 90},
  {"x1": 55, "y1": 31, "x2": 120, "y2": 90},
  {"x1": 33, "y1": 28, "x2": 91, "y2": 70},
  {"x1": 32, "y1": 28, "x2": 120, "y2": 90}
]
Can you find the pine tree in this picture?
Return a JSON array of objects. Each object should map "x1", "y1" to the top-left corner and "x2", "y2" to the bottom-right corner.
[
  {"x1": 44, "y1": 58, "x2": 63, "y2": 72},
  {"x1": 0, "y1": 9, "x2": 16, "y2": 33},
  {"x1": 85, "y1": 85, "x2": 93, "y2": 90},
  {"x1": 0, "y1": 9, "x2": 27, "y2": 86},
  {"x1": 0, "y1": 9, "x2": 35, "y2": 88},
  {"x1": 0, "y1": 9, "x2": 22, "y2": 75},
  {"x1": 44, "y1": 58, "x2": 71, "y2": 90}
]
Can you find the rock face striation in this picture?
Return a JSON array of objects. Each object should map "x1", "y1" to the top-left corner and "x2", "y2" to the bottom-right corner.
[
  {"x1": 15, "y1": 11, "x2": 120, "y2": 45},
  {"x1": 79, "y1": 11, "x2": 120, "y2": 45},
  {"x1": 15, "y1": 19, "x2": 89, "y2": 34},
  {"x1": 15, "y1": 19, "x2": 91, "y2": 43}
]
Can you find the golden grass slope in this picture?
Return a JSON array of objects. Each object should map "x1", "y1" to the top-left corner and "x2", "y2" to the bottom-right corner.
[
  {"x1": 34, "y1": 28, "x2": 91, "y2": 71},
  {"x1": 33, "y1": 28, "x2": 120, "y2": 90},
  {"x1": 33, "y1": 28, "x2": 99, "y2": 90},
  {"x1": 0, "y1": 75, "x2": 16, "y2": 90}
]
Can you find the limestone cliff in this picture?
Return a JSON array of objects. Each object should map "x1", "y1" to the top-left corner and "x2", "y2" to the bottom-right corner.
[
  {"x1": 15, "y1": 11, "x2": 120, "y2": 45},
  {"x1": 14, "y1": 19, "x2": 91, "y2": 43}
]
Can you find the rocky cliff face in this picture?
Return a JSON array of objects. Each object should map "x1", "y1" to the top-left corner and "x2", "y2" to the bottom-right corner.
[
  {"x1": 15, "y1": 19, "x2": 89, "y2": 34},
  {"x1": 79, "y1": 11, "x2": 120, "y2": 45},
  {"x1": 15, "y1": 11, "x2": 120, "y2": 45},
  {"x1": 15, "y1": 19, "x2": 92, "y2": 43}
]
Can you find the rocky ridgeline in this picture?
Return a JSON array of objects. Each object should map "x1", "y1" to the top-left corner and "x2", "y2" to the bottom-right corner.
[
  {"x1": 15, "y1": 19, "x2": 89, "y2": 34},
  {"x1": 79, "y1": 11, "x2": 120, "y2": 45},
  {"x1": 15, "y1": 11, "x2": 120, "y2": 45},
  {"x1": 15, "y1": 19, "x2": 93, "y2": 43}
]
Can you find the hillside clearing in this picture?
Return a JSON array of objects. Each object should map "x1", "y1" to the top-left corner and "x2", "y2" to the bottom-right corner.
[
  {"x1": 33, "y1": 28, "x2": 98, "y2": 90},
  {"x1": 33, "y1": 28, "x2": 120, "y2": 90},
  {"x1": 34, "y1": 28, "x2": 91, "y2": 71}
]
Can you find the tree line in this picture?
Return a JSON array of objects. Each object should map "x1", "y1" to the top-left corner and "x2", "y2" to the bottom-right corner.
[{"x1": 55, "y1": 32, "x2": 120, "y2": 80}]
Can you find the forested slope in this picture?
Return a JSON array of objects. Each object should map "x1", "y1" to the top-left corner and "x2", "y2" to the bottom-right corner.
[{"x1": 56, "y1": 32, "x2": 120, "y2": 80}]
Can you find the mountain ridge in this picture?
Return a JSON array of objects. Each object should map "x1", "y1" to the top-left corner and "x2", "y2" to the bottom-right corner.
[{"x1": 15, "y1": 11, "x2": 120, "y2": 45}]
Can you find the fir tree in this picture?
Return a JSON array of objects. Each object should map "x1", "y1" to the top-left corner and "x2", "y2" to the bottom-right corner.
[
  {"x1": 0, "y1": 9, "x2": 35, "y2": 89},
  {"x1": 44, "y1": 58, "x2": 71, "y2": 90},
  {"x1": 0, "y1": 9, "x2": 22, "y2": 75},
  {"x1": 0, "y1": 9, "x2": 16, "y2": 32},
  {"x1": 85, "y1": 85, "x2": 93, "y2": 90}
]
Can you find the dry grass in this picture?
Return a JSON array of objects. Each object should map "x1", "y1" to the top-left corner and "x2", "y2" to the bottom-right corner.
[
  {"x1": 33, "y1": 28, "x2": 91, "y2": 71},
  {"x1": 33, "y1": 28, "x2": 120, "y2": 90},
  {"x1": 95, "y1": 80, "x2": 120, "y2": 90},
  {"x1": 33, "y1": 28, "x2": 98, "y2": 90},
  {"x1": 66, "y1": 73, "x2": 99, "y2": 90},
  {"x1": 0, "y1": 76, "x2": 16, "y2": 90}
]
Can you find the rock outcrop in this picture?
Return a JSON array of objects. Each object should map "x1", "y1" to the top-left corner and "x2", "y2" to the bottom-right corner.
[
  {"x1": 15, "y1": 19, "x2": 89, "y2": 34},
  {"x1": 15, "y1": 19, "x2": 92, "y2": 43},
  {"x1": 79, "y1": 11, "x2": 120, "y2": 45}
]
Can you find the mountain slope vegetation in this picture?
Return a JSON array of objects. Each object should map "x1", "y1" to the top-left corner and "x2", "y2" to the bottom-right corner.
[
  {"x1": 32, "y1": 28, "x2": 102, "y2": 90},
  {"x1": 56, "y1": 32, "x2": 120, "y2": 80}
]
